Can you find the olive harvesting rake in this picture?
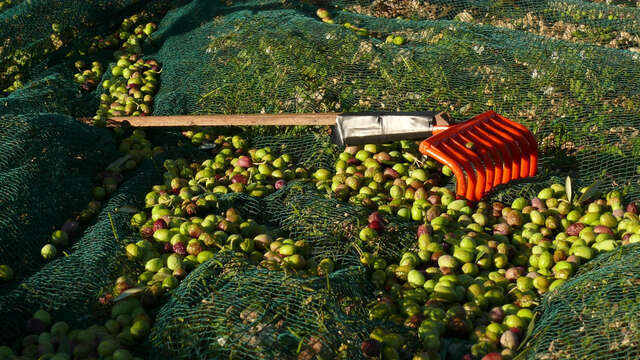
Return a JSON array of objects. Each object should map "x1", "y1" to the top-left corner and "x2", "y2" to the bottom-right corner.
[{"x1": 80, "y1": 110, "x2": 537, "y2": 201}]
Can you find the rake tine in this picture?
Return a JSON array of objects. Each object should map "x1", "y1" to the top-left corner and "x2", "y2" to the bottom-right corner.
[
  {"x1": 493, "y1": 114, "x2": 538, "y2": 177},
  {"x1": 459, "y1": 131, "x2": 497, "y2": 194},
  {"x1": 462, "y1": 130, "x2": 504, "y2": 190},
  {"x1": 474, "y1": 124, "x2": 513, "y2": 184},
  {"x1": 487, "y1": 117, "x2": 531, "y2": 179},
  {"x1": 449, "y1": 136, "x2": 487, "y2": 201},
  {"x1": 421, "y1": 145, "x2": 468, "y2": 199},
  {"x1": 440, "y1": 139, "x2": 477, "y2": 200},
  {"x1": 485, "y1": 119, "x2": 525, "y2": 181},
  {"x1": 479, "y1": 121, "x2": 523, "y2": 181}
]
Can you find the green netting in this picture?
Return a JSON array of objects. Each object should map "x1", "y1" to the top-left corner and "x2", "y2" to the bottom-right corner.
[
  {"x1": 0, "y1": 70, "x2": 98, "y2": 115},
  {"x1": 0, "y1": 0, "x2": 182, "y2": 96},
  {"x1": 2, "y1": 0, "x2": 640, "y2": 359},
  {"x1": 0, "y1": 158, "x2": 163, "y2": 343},
  {"x1": 149, "y1": 252, "x2": 391, "y2": 360},
  {"x1": 515, "y1": 243, "x2": 640, "y2": 360},
  {"x1": 252, "y1": 133, "x2": 338, "y2": 170},
  {"x1": 144, "y1": 2, "x2": 640, "y2": 358},
  {"x1": 262, "y1": 181, "x2": 419, "y2": 265},
  {"x1": 0, "y1": 113, "x2": 118, "y2": 284}
]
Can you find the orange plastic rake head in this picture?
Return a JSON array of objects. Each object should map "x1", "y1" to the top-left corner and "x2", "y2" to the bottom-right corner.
[{"x1": 419, "y1": 110, "x2": 538, "y2": 201}]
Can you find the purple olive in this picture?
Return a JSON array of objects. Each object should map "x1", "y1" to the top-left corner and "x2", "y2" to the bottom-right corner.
[
  {"x1": 493, "y1": 223, "x2": 511, "y2": 236},
  {"x1": 368, "y1": 211, "x2": 384, "y2": 224},
  {"x1": 593, "y1": 225, "x2": 613, "y2": 235},
  {"x1": 531, "y1": 197, "x2": 546, "y2": 210},
  {"x1": 237, "y1": 156, "x2": 252, "y2": 168},
  {"x1": 153, "y1": 219, "x2": 167, "y2": 232},
  {"x1": 231, "y1": 174, "x2": 248, "y2": 184},
  {"x1": 489, "y1": 307, "x2": 505, "y2": 323},
  {"x1": 173, "y1": 242, "x2": 187, "y2": 255},
  {"x1": 427, "y1": 194, "x2": 441, "y2": 205},
  {"x1": 274, "y1": 180, "x2": 286, "y2": 190},
  {"x1": 626, "y1": 202, "x2": 638, "y2": 214},
  {"x1": 417, "y1": 224, "x2": 431, "y2": 237},
  {"x1": 566, "y1": 223, "x2": 585, "y2": 236},
  {"x1": 140, "y1": 225, "x2": 154, "y2": 239},
  {"x1": 61, "y1": 220, "x2": 80, "y2": 238},
  {"x1": 383, "y1": 168, "x2": 400, "y2": 179},
  {"x1": 360, "y1": 339, "x2": 381, "y2": 357},
  {"x1": 368, "y1": 221, "x2": 384, "y2": 233}
]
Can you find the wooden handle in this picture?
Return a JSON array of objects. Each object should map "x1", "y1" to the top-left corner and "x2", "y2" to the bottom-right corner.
[{"x1": 78, "y1": 113, "x2": 339, "y2": 127}]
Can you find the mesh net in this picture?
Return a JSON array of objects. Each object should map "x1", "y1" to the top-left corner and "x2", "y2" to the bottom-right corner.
[
  {"x1": 0, "y1": 0, "x2": 181, "y2": 96},
  {"x1": 0, "y1": 113, "x2": 118, "y2": 285},
  {"x1": 0, "y1": 70, "x2": 98, "y2": 116},
  {"x1": 515, "y1": 243, "x2": 640, "y2": 360},
  {"x1": 261, "y1": 180, "x2": 419, "y2": 265},
  {"x1": 2, "y1": 0, "x2": 640, "y2": 359},
  {"x1": 0, "y1": 157, "x2": 163, "y2": 343},
  {"x1": 149, "y1": 253, "x2": 387, "y2": 360}
]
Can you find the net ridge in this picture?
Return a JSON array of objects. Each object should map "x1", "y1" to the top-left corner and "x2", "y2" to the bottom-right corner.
[
  {"x1": 149, "y1": 252, "x2": 396, "y2": 360},
  {"x1": 515, "y1": 243, "x2": 640, "y2": 360},
  {"x1": 0, "y1": 113, "x2": 119, "y2": 284},
  {"x1": 0, "y1": 158, "x2": 162, "y2": 343}
]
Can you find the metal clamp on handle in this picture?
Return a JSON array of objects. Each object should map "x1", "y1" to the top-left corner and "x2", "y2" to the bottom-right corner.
[{"x1": 332, "y1": 111, "x2": 451, "y2": 146}]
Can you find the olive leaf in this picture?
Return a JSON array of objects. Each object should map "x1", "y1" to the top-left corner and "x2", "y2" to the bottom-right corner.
[
  {"x1": 475, "y1": 249, "x2": 488, "y2": 262},
  {"x1": 198, "y1": 142, "x2": 217, "y2": 150},
  {"x1": 106, "y1": 154, "x2": 133, "y2": 173},
  {"x1": 565, "y1": 176, "x2": 573, "y2": 204},
  {"x1": 114, "y1": 287, "x2": 145, "y2": 302},
  {"x1": 516, "y1": 311, "x2": 538, "y2": 352},
  {"x1": 115, "y1": 204, "x2": 140, "y2": 213},
  {"x1": 576, "y1": 179, "x2": 605, "y2": 205}
]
